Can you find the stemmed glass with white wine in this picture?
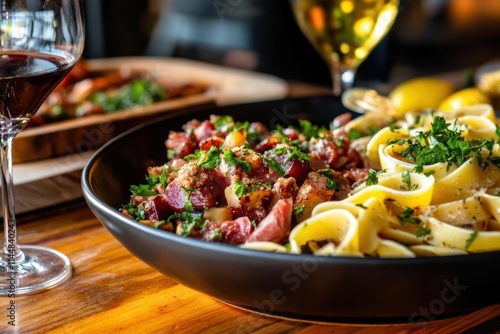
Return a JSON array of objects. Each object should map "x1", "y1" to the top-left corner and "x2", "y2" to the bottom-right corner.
[
  {"x1": 290, "y1": 0, "x2": 399, "y2": 96},
  {"x1": 0, "y1": 0, "x2": 84, "y2": 294}
]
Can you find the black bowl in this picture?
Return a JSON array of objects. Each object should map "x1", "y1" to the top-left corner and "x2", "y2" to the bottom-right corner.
[{"x1": 82, "y1": 96, "x2": 500, "y2": 323}]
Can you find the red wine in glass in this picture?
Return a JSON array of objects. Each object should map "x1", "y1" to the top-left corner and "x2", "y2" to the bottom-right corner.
[
  {"x1": 0, "y1": 0, "x2": 84, "y2": 295},
  {"x1": 0, "y1": 52, "x2": 73, "y2": 130}
]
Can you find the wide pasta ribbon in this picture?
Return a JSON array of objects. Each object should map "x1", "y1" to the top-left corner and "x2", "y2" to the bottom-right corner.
[
  {"x1": 380, "y1": 145, "x2": 500, "y2": 204},
  {"x1": 424, "y1": 217, "x2": 500, "y2": 252},
  {"x1": 338, "y1": 172, "x2": 434, "y2": 208},
  {"x1": 418, "y1": 195, "x2": 499, "y2": 230},
  {"x1": 291, "y1": 197, "x2": 415, "y2": 257}
]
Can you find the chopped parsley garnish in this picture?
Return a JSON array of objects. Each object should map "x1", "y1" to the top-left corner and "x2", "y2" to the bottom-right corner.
[
  {"x1": 273, "y1": 146, "x2": 288, "y2": 155},
  {"x1": 120, "y1": 202, "x2": 146, "y2": 221},
  {"x1": 284, "y1": 146, "x2": 310, "y2": 163},
  {"x1": 167, "y1": 149, "x2": 176, "y2": 160},
  {"x1": 262, "y1": 155, "x2": 285, "y2": 175},
  {"x1": 234, "y1": 120, "x2": 250, "y2": 132},
  {"x1": 211, "y1": 228, "x2": 223, "y2": 242},
  {"x1": 262, "y1": 145, "x2": 310, "y2": 177},
  {"x1": 397, "y1": 207, "x2": 421, "y2": 225},
  {"x1": 247, "y1": 131, "x2": 262, "y2": 145},
  {"x1": 400, "y1": 170, "x2": 417, "y2": 191},
  {"x1": 234, "y1": 180, "x2": 246, "y2": 198},
  {"x1": 416, "y1": 227, "x2": 431, "y2": 237},
  {"x1": 130, "y1": 184, "x2": 156, "y2": 197},
  {"x1": 182, "y1": 187, "x2": 194, "y2": 212},
  {"x1": 197, "y1": 146, "x2": 221, "y2": 169},
  {"x1": 389, "y1": 121, "x2": 400, "y2": 132},
  {"x1": 90, "y1": 78, "x2": 165, "y2": 113},
  {"x1": 293, "y1": 205, "x2": 306, "y2": 218},
  {"x1": 389, "y1": 116, "x2": 500, "y2": 173},
  {"x1": 129, "y1": 166, "x2": 169, "y2": 196},
  {"x1": 335, "y1": 136, "x2": 345, "y2": 147},
  {"x1": 214, "y1": 115, "x2": 234, "y2": 131},
  {"x1": 366, "y1": 169, "x2": 386, "y2": 186},
  {"x1": 355, "y1": 203, "x2": 368, "y2": 209},
  {"x1": 135, "y1": 204, "x2": 146, "y2": 221},
  {"x1": 424, "y1": 170, "x2": 436, "y2": 177},
  {"x1": 120, "y1": 202, "x2": 139, "y2": 218},
  {"x1": 172, "y1": 211, "x2": 206, "y2": 236},
  {"x1": 317, "y1": 169, "x2": 339, "y2": 190},
  {"x1": 183, "y1": 150, "x2": 200, "y2": 162},
  {"x1": 298, "y1": 119, "x2": 327, "y2": 140},
  {"x1": 348, "y1": 128, "x2": 363, "y2": 140},
  {"x1": 271, "y1": 125, "x2": 289, "y2": 144},
  {"x1": 465, "y1": 231, "x2": 478, "y2": 250},
  {"x1": 223, "y1": 149, "x2": 252, "y2": 173},
  {"x1": 489, "y1": 156, "x2": 500, "y2": 169}
]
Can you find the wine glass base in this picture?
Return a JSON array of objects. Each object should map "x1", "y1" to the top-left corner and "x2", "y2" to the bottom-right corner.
[{"x1": 0, "y1": 245, "x2": 71, "y2": 295}]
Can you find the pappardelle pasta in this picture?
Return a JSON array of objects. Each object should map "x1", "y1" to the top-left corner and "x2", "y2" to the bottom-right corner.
[{"x1": 263, "y1": 104, "x2": 500, "y2": 257}]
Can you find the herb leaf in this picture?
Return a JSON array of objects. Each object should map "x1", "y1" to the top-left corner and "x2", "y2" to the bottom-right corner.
[
  {"x1": 366, "y1": 169, "x2": 386, "y2": 186},
  {"x1": 262, "y1": 156, "x2": 285, "y2": 175},
  {"x1": 234, "y1": 180, "x2": 246, "y2": 198},
  {"x1": 465, "y1": 231, "x2": 478, "y2": 250},
  {"x1": 392, "y1": 116, "x2": 500, "y2": 172},
  {"x1": 293, "y1": 205, "x2": 306, "y2": 218},
  {"x1": 223, "y1": 149, "x2": 251, "y2": 173},
  {"x1": 416, "y1": 227, "x2": 431, "y2": 237},
  {"x1": 397, "y1": 207, "x2": 421, "y2": 225},
  {"x1": 401, "y1": 171, "x2": 417, "y2": 191},
  {"x1": 197, "y1": 146, "x2": 221, "y2": 169},
  {"x1": 318, "y1": 169, "x2": 339, "y2": 190}
]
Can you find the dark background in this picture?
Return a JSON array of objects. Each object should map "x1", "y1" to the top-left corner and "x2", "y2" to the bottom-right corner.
[{"x1": 82, "y1": 0, "x2": 500, "y2": 87}]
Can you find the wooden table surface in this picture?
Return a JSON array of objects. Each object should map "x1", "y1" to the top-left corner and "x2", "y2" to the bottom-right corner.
[
  {"x1": 1, "y1": 203, "x2": 498, "y2": 334},
  {"x1": 2, "y1": 81, "x2": 500, "y2": 334}
]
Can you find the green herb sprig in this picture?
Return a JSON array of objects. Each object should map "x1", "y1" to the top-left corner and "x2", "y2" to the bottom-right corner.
[
  {"x1": 389, "y1": 116, "x2": 500, "y2": 173},
  {"x1": 130, "y1": 165, "x2": 169, "y2": 196},
  {"x1": 223, "y1": 149, "x2": 252, "y2": 173}
]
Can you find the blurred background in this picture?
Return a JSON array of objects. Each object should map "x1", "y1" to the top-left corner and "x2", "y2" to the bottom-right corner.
[{"x1": 82, "y1": 0, "x2": 500, "y2": 88}]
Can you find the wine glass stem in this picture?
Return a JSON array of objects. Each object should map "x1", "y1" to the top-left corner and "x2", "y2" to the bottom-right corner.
[
  {"x1": 332, "y1": 67, "x2": 355, "y2": 96},
  {"x1": 1, "y1": 137, "x2": 23, "y2": 268}
]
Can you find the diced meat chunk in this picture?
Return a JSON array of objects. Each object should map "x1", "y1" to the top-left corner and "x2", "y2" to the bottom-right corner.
[
  {"x1": 247, "y1": 198, "x2": 293, "y2": 244},
  {"x1": 201, "y1": 216, "x2": 254, "y2": 245}
]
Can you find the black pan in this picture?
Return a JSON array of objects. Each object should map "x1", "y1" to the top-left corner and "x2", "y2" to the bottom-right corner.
[{"x1": 81, "y1": 95, "x2": 500, "y2": 323}]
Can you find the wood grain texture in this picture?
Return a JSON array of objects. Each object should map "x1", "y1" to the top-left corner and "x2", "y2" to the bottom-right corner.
[{"x1": 0, "y1": 203, "x2": 498, "y2": 333}]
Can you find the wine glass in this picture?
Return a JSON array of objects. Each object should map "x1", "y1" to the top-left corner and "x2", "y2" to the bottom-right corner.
[
  {"x1": 290, "y1": 0, "x2": 399, "y2": 96},
  {"x1": 0, "y1": 0, "x2": 84, "y2": 294}
]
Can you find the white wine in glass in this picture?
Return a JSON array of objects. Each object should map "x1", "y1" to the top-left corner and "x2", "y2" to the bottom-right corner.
[
  {"x1": 290, "y1": 0, "x2": 399, "y2": 96},
  {"x1": 0, "y1": 0, "x2": 84, "y2": 294}
]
